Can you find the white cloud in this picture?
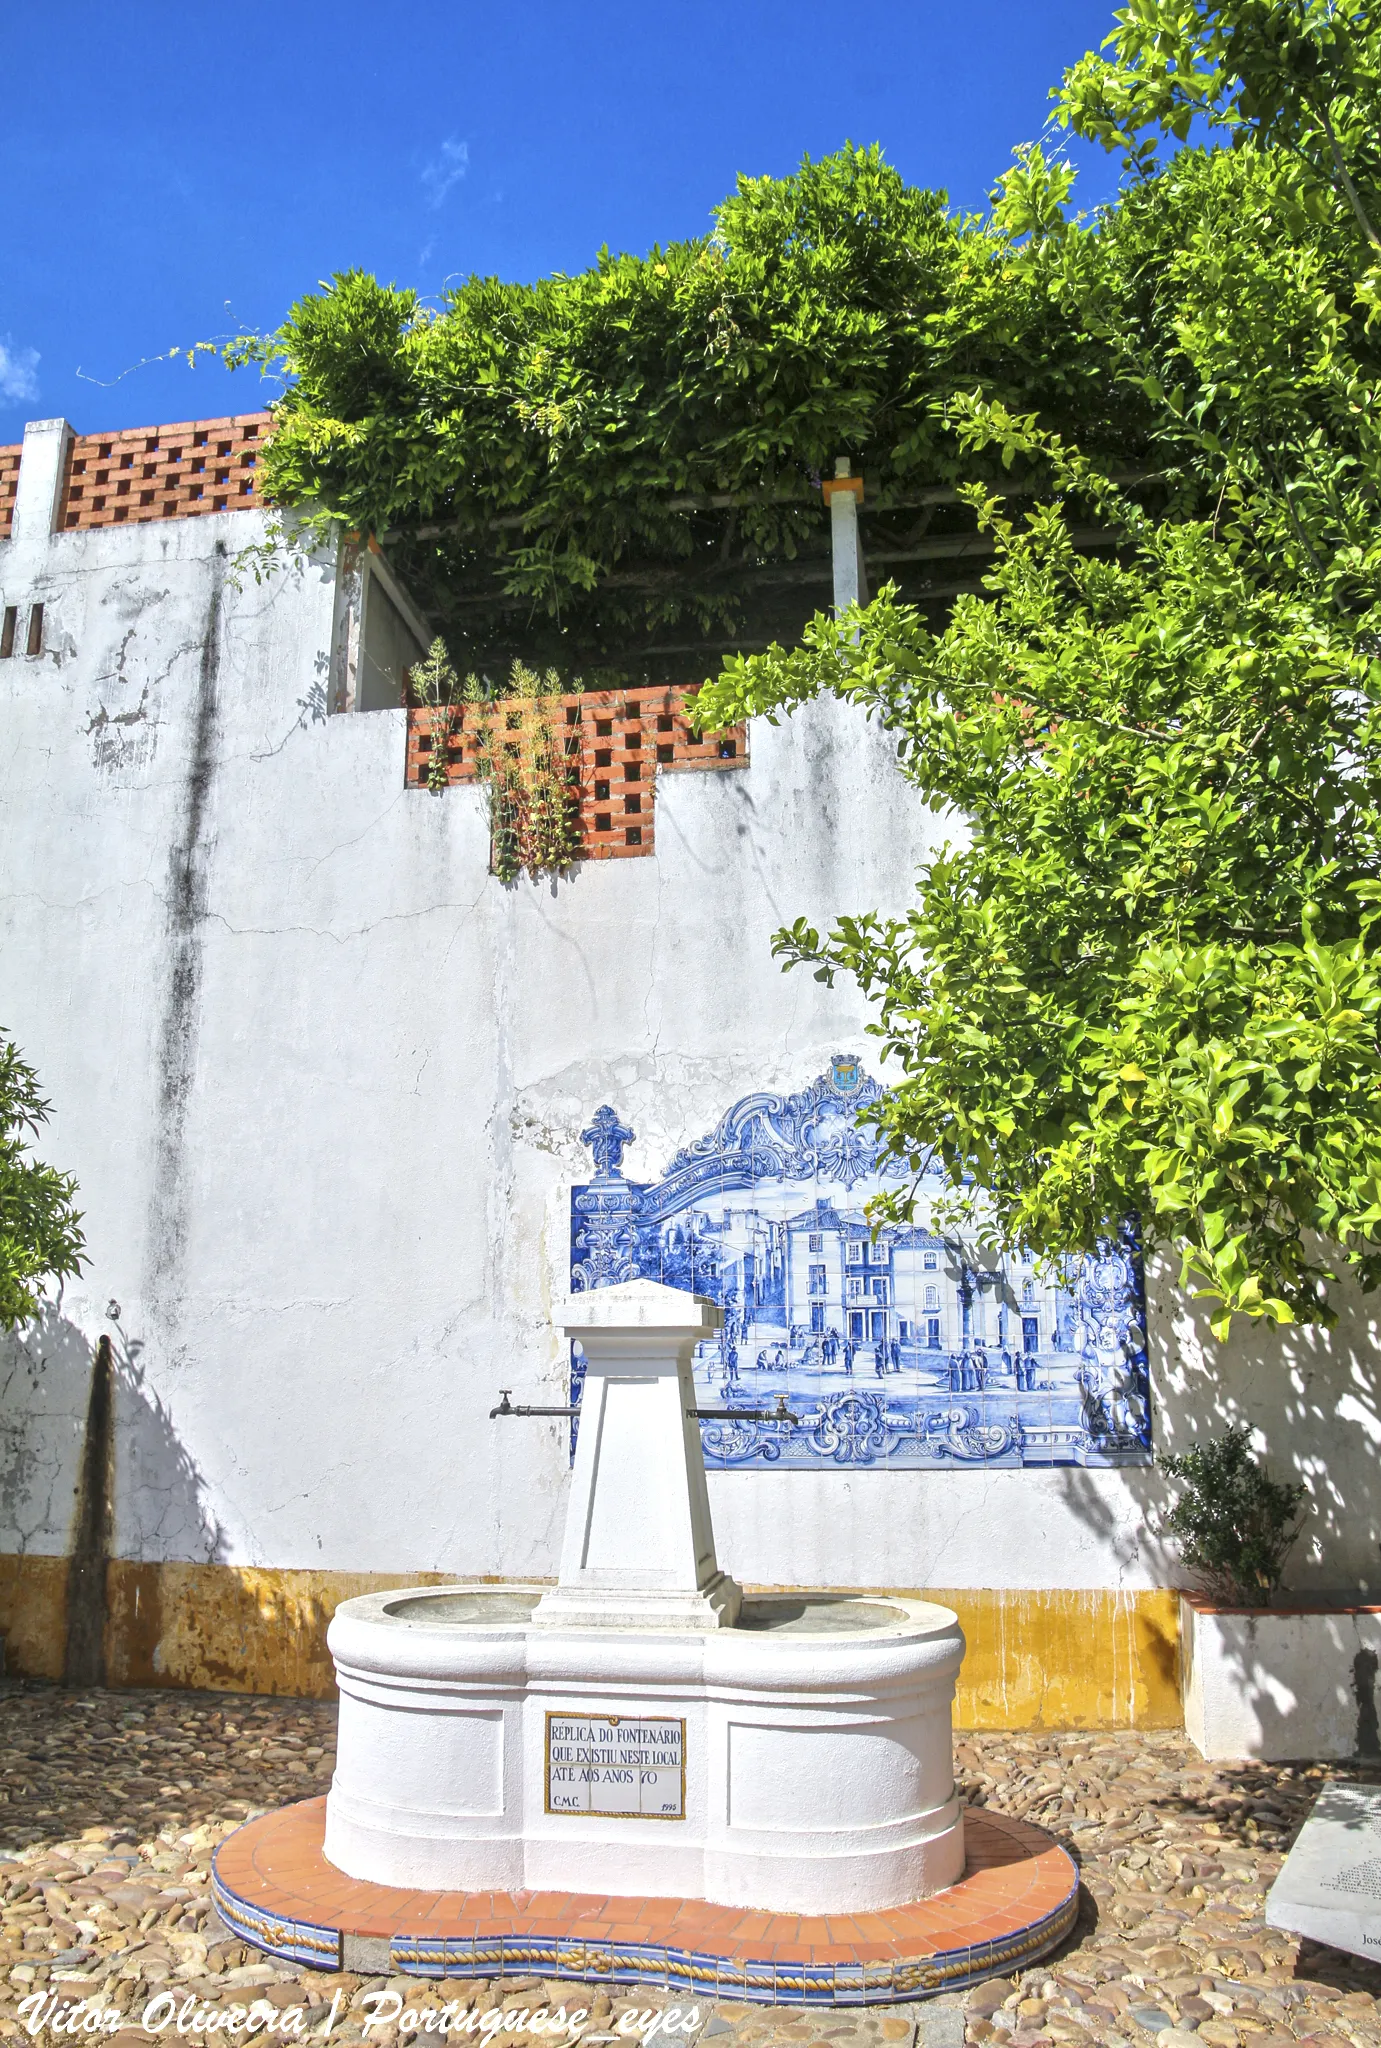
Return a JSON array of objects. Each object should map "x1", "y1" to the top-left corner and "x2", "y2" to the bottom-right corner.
[
  {"x1": 421, "y1": 138, "x2": 469, "y2": 210},
  {"x1": 0, "y1": 338, "x2": 39, "y2": 403}
]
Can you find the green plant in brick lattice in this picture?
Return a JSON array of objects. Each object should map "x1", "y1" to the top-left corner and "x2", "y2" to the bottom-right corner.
[
  {"x1": 411, "y1": 638, "x2": 460, "y2": 794},
  {"x1": 502, "y1": 662, "x2": 583, "y2": 884},
  {"x1": 411, "y1": 643, "x2": 581, "y2": 881}
]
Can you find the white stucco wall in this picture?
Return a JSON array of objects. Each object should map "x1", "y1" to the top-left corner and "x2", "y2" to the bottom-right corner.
[{"x1": 1, "y1": 420, "x2": 1378, "y2": 1601}]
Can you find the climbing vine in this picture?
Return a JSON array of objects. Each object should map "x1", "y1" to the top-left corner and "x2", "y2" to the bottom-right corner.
[{"x1": 227, "y1": 144, "x2": 1170, "y2": 683}]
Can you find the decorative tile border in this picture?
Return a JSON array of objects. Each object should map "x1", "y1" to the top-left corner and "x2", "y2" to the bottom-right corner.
[
  {"x1": 211, "y1": 1799, "x2": 1079, "y2": 2007},
  {"x1": 210, "y1": 1867, "x2": 341, "y2": 1970}
]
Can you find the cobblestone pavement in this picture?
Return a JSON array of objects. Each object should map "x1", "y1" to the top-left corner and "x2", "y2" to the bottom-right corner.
[{"x1": 0, "y1": 1689, "x2": 1377, "y2": 2047}]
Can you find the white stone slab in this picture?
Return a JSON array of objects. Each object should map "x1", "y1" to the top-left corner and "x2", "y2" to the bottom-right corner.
[{"x1": 1266, "y1": 1781, "x2": 1381, "y2": 1963}]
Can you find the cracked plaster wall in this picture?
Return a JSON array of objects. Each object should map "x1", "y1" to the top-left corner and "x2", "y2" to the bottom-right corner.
[{"x1": 0, "y1": 502, "x2": 1377, "y2": 1600}]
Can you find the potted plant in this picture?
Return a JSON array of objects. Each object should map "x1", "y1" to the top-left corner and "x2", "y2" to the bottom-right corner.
[{"x1": 1167, "y1": 1427, "x2": 1381, "y2": 1760}]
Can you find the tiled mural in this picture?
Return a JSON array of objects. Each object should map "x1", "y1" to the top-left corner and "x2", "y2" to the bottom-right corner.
[{"x1": 569, "y1": 1057, "x2": 1152, "y2": 1469}]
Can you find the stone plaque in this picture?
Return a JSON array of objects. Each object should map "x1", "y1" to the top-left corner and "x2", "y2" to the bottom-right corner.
[
  {"x1": 1267, "y1": 1781, "x2": 1381, "y2": 1963},
  {"x1": 545, "y1": 1713, "x2": 685, "y2": 1819}
]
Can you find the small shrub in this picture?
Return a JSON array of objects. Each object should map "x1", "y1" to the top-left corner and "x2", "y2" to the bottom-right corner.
[{"x1": 1160, "y1": 1424, "x2": 1306, "y2": 1606}]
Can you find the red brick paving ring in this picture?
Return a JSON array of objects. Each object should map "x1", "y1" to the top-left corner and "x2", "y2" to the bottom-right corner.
[{"x1": 211, "y1": 1798, "x2": 1078, "y2": 2006}]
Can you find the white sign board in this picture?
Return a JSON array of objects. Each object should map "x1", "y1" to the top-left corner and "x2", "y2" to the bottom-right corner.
[
  {"x1": 1267, "y1": 1781, "x2": 1381, "y2": 1963},
  {"x1": 545, "y1": 1714, "x2": 685, "y2": 1819}
]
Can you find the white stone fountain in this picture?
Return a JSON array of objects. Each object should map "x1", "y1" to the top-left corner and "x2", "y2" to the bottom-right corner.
[{"x1": 324, "y1": 1280, "x2": 966, "y2": 1914}]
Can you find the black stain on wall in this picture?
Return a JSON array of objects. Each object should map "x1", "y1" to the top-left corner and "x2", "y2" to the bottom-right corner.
[
  {"x1": 147, "y1": 542, "x2": 226, "y2": 1290},
  {"x1": 64, "y1": 1334, "x2": 113, "y2": 1687},
  {"x1": 1354, "y1": 1646, "x2": 1380, "y2": 1758}
]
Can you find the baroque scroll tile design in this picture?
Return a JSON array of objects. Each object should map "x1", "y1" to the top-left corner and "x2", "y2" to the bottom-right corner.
[{"x1": 569, "y1": 1056, "x2": 1151, "y2": 1470}]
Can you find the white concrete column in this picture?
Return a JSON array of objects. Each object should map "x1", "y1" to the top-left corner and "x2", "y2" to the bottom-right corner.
[
  {"x1": 9, "y1": 418, "x2": 72, "y2": 565},
  {"x1": 330, "y1": 534, "x2": 364, "y2": 713},
  {"x1": 533, "y1": 1279, "x2": 743, "y2": 1630},
  {"x1": 823, "y1": 457, "x2": 868, "y2": 616}
]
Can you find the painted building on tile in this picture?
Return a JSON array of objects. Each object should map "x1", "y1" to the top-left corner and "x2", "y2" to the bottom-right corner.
[{"x1": 0, "y1": 407, "x2": 1378, "y2": 1731}]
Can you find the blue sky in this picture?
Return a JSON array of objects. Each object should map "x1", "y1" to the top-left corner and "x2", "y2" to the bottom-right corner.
[{"x1": 1, "y1": 1, "x2": 1123, "y2": 443}]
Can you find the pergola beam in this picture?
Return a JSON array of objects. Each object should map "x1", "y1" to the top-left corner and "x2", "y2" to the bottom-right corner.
[
  {"x1": 418, "y1": 528, "x2": 1115, "y2": 609},
  {"x1": 390, "y1": 471, "x2": 1154, "y2": 545}
]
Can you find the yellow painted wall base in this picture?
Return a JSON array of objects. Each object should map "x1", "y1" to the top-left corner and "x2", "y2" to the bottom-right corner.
[
  {"x1": 0, "y1": 1556, "x2": 1181, "y2": 1729},
  {"x1": 936, "y1": 1587, "x2": 1181, "y2": 1730},
  {"x1": 0, "y1": 1555, "x2": 70, "y2": 1684}
]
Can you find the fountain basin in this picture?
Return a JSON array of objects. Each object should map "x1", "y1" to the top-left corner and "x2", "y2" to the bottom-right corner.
[{"x1": 324, "y1": 1586, "x2": 966, "y2": 1915}]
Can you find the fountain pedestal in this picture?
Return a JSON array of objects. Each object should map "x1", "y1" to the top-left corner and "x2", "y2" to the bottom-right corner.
[{"x1": 532, "y1": 1285, "x2": 741, "y2": 1631}]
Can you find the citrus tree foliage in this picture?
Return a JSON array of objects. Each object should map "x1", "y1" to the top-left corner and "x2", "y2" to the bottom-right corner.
[
  {"x1": 0, "y1": 1038, "x2": 84, "y2": 1330},
  {"x1": 693, "y1": 3, "x2": 1381, "y2": 1337},
  {"x1": 1062, "y1": 0, "x2": 1381, "y2": 259},
  {"x1": 233, "y1": 148, "x2": 1153, "y2": 674}
]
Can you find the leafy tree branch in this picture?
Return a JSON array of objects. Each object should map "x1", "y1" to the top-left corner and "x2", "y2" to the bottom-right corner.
[{"x1": 0, "y1": 1039, "x2": 85, "y2": 1332}]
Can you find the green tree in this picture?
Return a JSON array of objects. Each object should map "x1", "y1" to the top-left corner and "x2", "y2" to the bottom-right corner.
[
  {"x1": 0, "y1": 1037, "x2": 85, "y2": 1330},
  {"x1": 236, "y1": 0, "x2": 1381, "y2": 1337},
  {"x1": 693, "y1": 3, "x2": 1381, "y2": 1338},
  {"x1": 232, "y1": 146, "x2": 1151, "y2": 678}
]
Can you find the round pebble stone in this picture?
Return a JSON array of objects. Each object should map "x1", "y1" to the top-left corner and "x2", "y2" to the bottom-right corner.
[{"x1": 0, "y1": 1696, "x2": 1375, "y2": 2046}]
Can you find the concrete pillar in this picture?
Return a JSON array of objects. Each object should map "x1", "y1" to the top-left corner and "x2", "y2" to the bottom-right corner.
[
  {"x1": 822, "y1": 457, "x2": 868, "y2": 616},
  {"x1": 533, "y1": 1279, "x2": 743, "y2": 1630},
  {"x1": 10, "y1": 418, "x2": 72, "y2": 564}
]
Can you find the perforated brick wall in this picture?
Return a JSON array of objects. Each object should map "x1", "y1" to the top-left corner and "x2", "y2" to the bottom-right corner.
[
  {"x1": 0, "y1": 447, "x2": 20, "y2": 542},
  {"x1": 57, "y1": 413, "x2": 273, "y2": 531},
  {"x1": 406, "y1": 684, "x2": 747, "y2": 861}
]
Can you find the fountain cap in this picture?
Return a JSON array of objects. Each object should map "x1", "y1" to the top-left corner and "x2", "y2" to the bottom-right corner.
[{"x1": 559, "y1": 1278, "x2": 722, "y2": 1337}]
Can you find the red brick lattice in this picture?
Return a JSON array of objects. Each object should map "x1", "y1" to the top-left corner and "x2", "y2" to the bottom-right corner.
[
  {"x1": 57, "y1": 412, "x2": 273, "y2": 531},
  {"x1": 0, "y1": 446, "x2": 20, "y2": 542},
  {"x1": 406, "y1": 685, "x2": 748, "y2": 862}
]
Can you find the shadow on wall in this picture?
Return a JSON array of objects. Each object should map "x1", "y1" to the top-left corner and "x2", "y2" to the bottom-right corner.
[
  {"x1": 0, "y1": 1305, "x2": 93, "y2": 1552},
  {"x1": 0, "y1": 1307, "x2": 225, "y2": 1678},
  {"x1": 1053, "y1": 1248, "x2": 1381, "y2": 1597},
  {"x1": 1056, "y1": 1249, "x2": 1381, "y2": 1754},
  {"x1": 109, "y1": 1325, "x2": 226, "y2": 1567},
  {"x1": 1149, "y1": 1249, "x2": 1381, "y2": 1596}
]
